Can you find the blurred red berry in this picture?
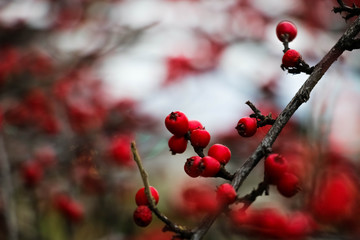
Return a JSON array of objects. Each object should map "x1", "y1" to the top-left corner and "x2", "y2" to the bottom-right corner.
[
  {"x1": 264, "y1": 153, "x2": 288, "y2": 184},
  {"x1": 133, "y1": 205, "x2": 152, "y2": 227},
  {"x1": 135, "y1": 186, "x2": 159, "y2": 206},
  {"x1": 311, "y1": 172, "x2": 358, "y2": 224},
  {"x1": 236, "y1": 117, "x2": 257, "y2": 137},
  {"x1": 276, "y1": 20, "x2": 297, "y2": 42},
  {"x1": 108, "y1": 136, "x2": 134, "y2": 166},
  {"x1": 208, "y1": 144, "x2": 231, "y2": 165},
  {"x1": 21, "y1": 161, "x2": 43, "y2": 187},
  {"x1": 286, "y1": 212, "x2": 316, "y2": 238},
  {"x1": 248, "y1": 208, "x2": 288, "y2": 238},
  {"x1": 53, "y1": 194, "x2": 84, "y2": 222},
  {"x1": 165, "y1": 111, "x2": 189, "y2": 136},
  {"x1": 276, "y1": 172, "x2": 300, "y2": 198},
  {"x1": 216, "y1": 183, "x2": 237, "y2": 205}
]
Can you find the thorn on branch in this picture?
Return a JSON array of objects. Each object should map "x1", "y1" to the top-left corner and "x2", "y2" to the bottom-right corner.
[
  {"x1": 246, "y1": 101, "x2": 276, "y2": 128},
  {"x1": 236, "y1": 181, "x2": 269, "y2": 211}
]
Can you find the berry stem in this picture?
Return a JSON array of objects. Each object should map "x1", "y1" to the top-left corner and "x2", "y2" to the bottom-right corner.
[
  {"x1": 131, "y1": 141, "x2": 192, "y2": 238},
  {"x1": 282, "y1": 34, "x2": 290, "y2": 53},
  {"x1": 215, "y1": 167, "x2": 234, "y2": 181}
]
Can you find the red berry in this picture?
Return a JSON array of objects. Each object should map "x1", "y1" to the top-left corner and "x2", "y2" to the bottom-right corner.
[
  {"x1": 208, "y1": 144, "x2": 231, "y2": 165},
  {"x1": 184, "y1": 156, "x2": 202, "y2": 178},
  {"x1": 21, "y1": 161, "x2": 43, "y2": 187},
  {"x1": 276, "y1": 20, "x2": 297, "y2": 42},
  {"x1": 276, "y1": 172, "x2": 300, "y2": 198},
  {"x1": 188, "y1": 120, "x2": 203, "y2": 132},
  {"x1": 133, "y1": 205, "x2": 152, "y2": 227},
  {"x1": 135, "y1": 186, "x2": 159, "y2": 206},
  {"x1": 165, "y1": 111, "x2": 189, "y2": 136},
  {"x1": 168, "y1": 135, "x2": 187, "y2": 154},
  {"x1": 200, "y1": 156, "x2": 220, "y2": 177},
  {"x1": 236, "y1": 117, "x2": 257, "y2": 137},
  {"x1": 64, "y1": 200, "x2": 84, "y2": 222},
  {"x1": 108, "y1": 135, "x2": 134, "y2": 166},
  {"x1": 250, "y1": 208, "x2": 288, "y2": 238},
  {"x1": 282, "y1": 49, "x2": 301, "y2": 68},
  {"x1": 230, "y1": 209, "x2": 248, "y2": 225},
  {"x1": 216, "y1": 183, "x2": 237, "y2": 205},
  {"x1": 286, "y1": 212, "x2": 315, "y2": 238},
  {"x1": 190, "y1": 129, "x2": 210, "y2": 148},
  {"x1": 53, "y1": 194, "x2": 84, "y2": 222},
  {"x1": 264, "y1": 153, "x2": 288, "y2": 184},
  {"x1": 311, "y1": 173, "x2": 357, "y2": 224}
]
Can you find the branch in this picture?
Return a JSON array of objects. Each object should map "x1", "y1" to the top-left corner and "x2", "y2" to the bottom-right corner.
[
  {"x1": 131, "y1": 142, "x2": 193, "y2": 239},
  {"x1": 333, "y1": 0, "x2": 360, "y2": 20},
  {"x1": 236, "y1": 181, "x2": 269, "y2": 211},
  {"x1": 0, "y1": 133, "x2": 18, "y2": 240},
  {"x1": 191, "y1": 16, "x2": 360, "y2": 240}
]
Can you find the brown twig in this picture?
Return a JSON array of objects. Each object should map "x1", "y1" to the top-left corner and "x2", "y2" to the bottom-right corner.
[
  {"x1": 246, "y1": 101, "x2": 276, "y2": 127},
  {"x1": 236, "y1": 181, "x2": 269, "y2": 211},
  {"x1": 131, "y1": 141, "x2": 193, "y2": 239},
  {"x1": 190, "y1": 15, "x2": 360, "y2": 240},
  {"x1": 333, "y1": 0, "x2": 360, "y2": 20}
]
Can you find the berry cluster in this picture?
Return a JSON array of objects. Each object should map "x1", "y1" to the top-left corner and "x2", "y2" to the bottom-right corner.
[
  {"x1": 165, "y1": 111, "x2": 234, "y2": 178},
  {"x1": 133, "y1": 186, "x2": 159, "y2": 227},
  {"x1": 165, "y1": 111, "x2": 211, "y2": 154}
]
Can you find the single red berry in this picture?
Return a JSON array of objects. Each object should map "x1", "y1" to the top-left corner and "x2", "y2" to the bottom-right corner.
[
  {"x1": 208, "y1": 144, "x2": 231, "y2": 165},
  {"x1": 230, "y1": 209, "x2": 249, "y2": 226},
  {"x1": 190, "y1": 129, "x2": 211, "y2": 148},
  {"x1": 135, "y1": 186, "x2": 159, "y2": 206},
  {"x1": 21, "y1": 161, "x2": 43, "y2": 187},
  {"x1": 216, "y1": 183, "x2": 237, "y2": 205},
  {"x1": 276, "y1": 172, "x2": 300, "y2": 198},
  {"x1": 53, "y1": 194, "x2": 84, "y2": 222},
  {"x1": 133, "y1": 205, "x2": 152, "y2": 227},
  {"x1": 200, "y1": 156, "x2": 220, "y2": 177},
  {"x1": 165, "y1": 111, "x2": 189, "y2": 136},
  {"x1": 250, "y1": 208, "x2": 288, "y2": 238},
  {"x1": 282, "y1": 49, "x2": 301, "y2": 68},
  {"x1": 108, "y1": 135, "x2": 134, "y2": 167},
  {"x1": 184, "y1": 156, "x2": 202, "y2": 178},
  {"x1": 311, "y1": 173, "x2": 357, "y2": 224},
  {"x1": 236, "y1": 117, "x2": 257, "y2": 137},
  {"x1": 286, "y1": 212, "x2": 315, "y2": 238},
  {"x1": 264, "y1": 153, "x2": 288, "y2": 184},
  {"x1": 188, "y1": 120, "x2": 203, "y2": 132},
  {"x1": 168, "y1": 135, "x2": 187, "y2": 154},
  {"x1": 64, "y1": 200, "x2": 84, "y2": 222},
  {"x1": 276, "y1": 20, "x2": 297, "y2": 42}
]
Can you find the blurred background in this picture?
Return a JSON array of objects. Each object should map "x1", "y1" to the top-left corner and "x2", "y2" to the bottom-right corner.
[{"x1": 1, "y1": 0, "x2": 360, "y2": 239}]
